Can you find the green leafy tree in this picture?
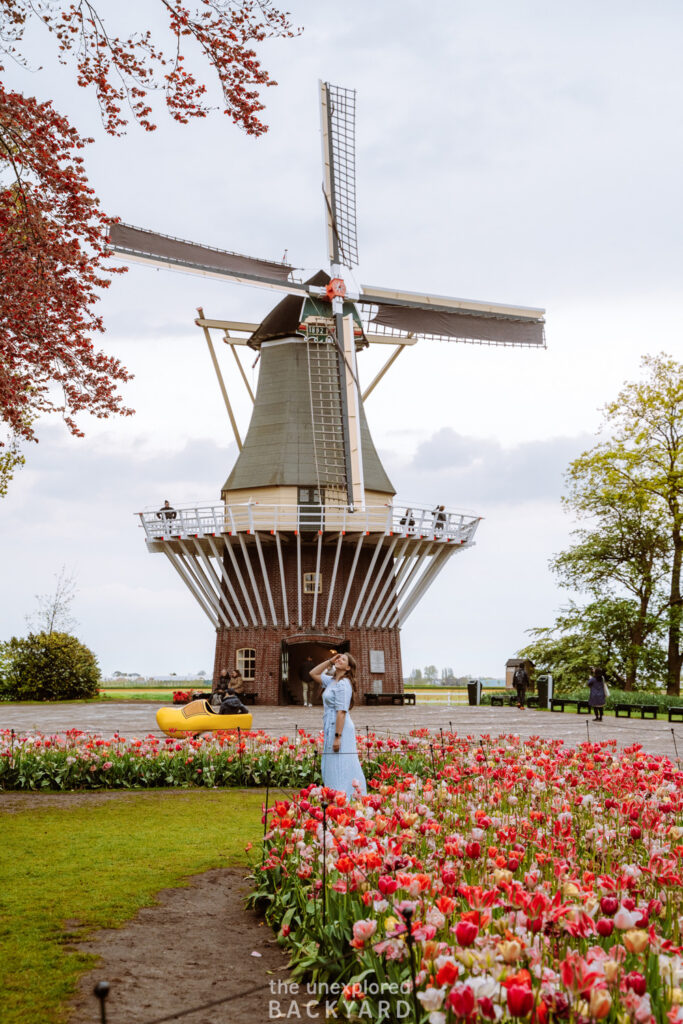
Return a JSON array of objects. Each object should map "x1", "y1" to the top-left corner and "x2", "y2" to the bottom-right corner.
[
  {"x1": 0, "y1": 632, "x2": 100, "y2": 701},
  {"x1": 423, "y1": 665, "x2": 438, "y2": 684},
  {"x1": 555, "y1": 461, "x2": 670, "y2": 689},
  {"x1": 520, "y1": 598, "x2": 666, "y2": 693},
  {"x1": 575, "y1": 353, "x2": 683, "y2": 694}
]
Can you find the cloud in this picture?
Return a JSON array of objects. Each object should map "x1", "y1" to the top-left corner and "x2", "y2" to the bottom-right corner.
[{"x1": 386, "y1": 428, "x2": 592, "y2": 507}]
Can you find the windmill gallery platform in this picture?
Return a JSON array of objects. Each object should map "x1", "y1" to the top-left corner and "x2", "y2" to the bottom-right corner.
[{"x1": 138, "y1": 501, "x2": 480, "y2": 705}]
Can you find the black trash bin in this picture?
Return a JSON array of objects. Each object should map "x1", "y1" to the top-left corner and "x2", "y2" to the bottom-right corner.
[
  {"x1": 537, "y1": 676, "x2": 549, "y2": 709},
  {"x1": 467, "y1": 680, "x2": 480, "y2": 706}
]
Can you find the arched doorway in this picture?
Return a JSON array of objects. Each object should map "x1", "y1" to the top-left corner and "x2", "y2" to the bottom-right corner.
[{"x1": 281, "y1": 637, "x2": 349, "y2": 705}]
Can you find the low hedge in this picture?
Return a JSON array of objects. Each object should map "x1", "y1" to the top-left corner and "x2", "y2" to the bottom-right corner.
[{"x1": 481, "y1": 687, "x2": 683, "y2": 711}]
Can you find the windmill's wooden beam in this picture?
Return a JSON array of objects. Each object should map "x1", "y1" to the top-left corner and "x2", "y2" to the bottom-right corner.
[
  {"x1": 365, "y1": 334, "x2": 418, "y2": 345},
  {"x1": 228, "y1": 339, "x2": 255, "y2": 403},
  {"x1": 195, "y1": 317, "x2": 256, "y2": 337},
  {"x1": 362, "y1": 344, "x2": 407, "y2": 402},
  {"x1": 197, "y1": 307, "x2": 242, "y2": 450}
]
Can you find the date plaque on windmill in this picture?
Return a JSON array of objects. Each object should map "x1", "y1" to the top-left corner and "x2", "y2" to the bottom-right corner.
[
  {"x1": 120, "y1": 79, "x2": 545, "y2": 705},
  {"x1": 370, "y1": 650, "x2": 385, "y2": 674}
]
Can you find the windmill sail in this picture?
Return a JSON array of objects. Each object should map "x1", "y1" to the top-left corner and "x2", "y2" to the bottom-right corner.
[
  {"x1": 108, "y1": 222, "x2": 304, "y2": 294},
  {"x1": 320, "y1": 82, "x2": 359, "y2": 269},
  {"x1": 358, "y1": 285, "x2": 546, "y2": 347}
]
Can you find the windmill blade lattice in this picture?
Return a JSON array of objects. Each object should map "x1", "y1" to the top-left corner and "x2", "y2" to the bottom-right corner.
[
  {"x1": 357, "y1": 286, "x2": 546, "y2": 348},
  {"x1": 108, "y1": 222, "x2": 301, "y2": 294},
  {"x1": 320, "y1": 82, "x2": 359, "y2": 268}
]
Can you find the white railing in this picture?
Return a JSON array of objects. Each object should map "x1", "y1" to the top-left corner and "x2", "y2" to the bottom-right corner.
[{"x1": 138, "y1": 502, "x2": 481, "y2": 546}]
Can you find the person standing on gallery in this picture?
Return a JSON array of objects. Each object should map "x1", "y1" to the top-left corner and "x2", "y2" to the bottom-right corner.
[
  {"x1": 310, "y1": 652, "x2": 367, "y2": 799},
  {"x1": 298, "y1": 656, "x2": 315, "y2": 707}
]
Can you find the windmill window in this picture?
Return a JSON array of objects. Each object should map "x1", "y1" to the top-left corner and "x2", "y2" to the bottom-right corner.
[
  {"x1": 303, "y1": 572, "x2": 323, "y2": 594},
  {"x1": 236, "y1": 648, "x2": 256, "y2": 680},
  {"x1": 298, "y1": 487, "x2": 324, "y2": 505}
]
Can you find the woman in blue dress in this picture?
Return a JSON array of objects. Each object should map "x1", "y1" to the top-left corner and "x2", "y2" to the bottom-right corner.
[{"x1": 310, "y1": 653, "x2": 367, "y2": 799}]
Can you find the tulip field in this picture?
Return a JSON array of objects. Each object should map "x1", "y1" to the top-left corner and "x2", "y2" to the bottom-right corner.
[
  {"x1": 252, "y1": 731, "x2": 683, "y2": 1023},
  {"x1": 3, "y1": 725, "x2": 683, "y2": 1022}
]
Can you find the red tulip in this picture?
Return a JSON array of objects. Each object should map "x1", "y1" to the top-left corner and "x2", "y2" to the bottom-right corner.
[
  {"x1": 435, "y1": 961, "x2": 458, "y2": 987},
  {"x1": 507, "y1": 984, "x2": 534, "y2": 1017},
  {"x1": 378, "y1": 875, "x2": 398, "y2": 895},
  {"x1": 448, "y1": 983, "x2": 476, "y2": 1018},
  {"x1": 455, "y1": 920, "x2": 478, "y2": 946},
  {"x1": 478, "y1": 996, "x2": 496, "y2": 1019},
  {"x1": 600, "y1": 896, "x2": 619, "y2": 916},
  {"x1": 596, "y1": 918, "x2": 614, "y2": 937},
  {"x1": 465, "y1": 841, "x2": 481, "y2": 859},
  {"x1": 624, "y1": 971, "x2": 647, "y2": 996}
]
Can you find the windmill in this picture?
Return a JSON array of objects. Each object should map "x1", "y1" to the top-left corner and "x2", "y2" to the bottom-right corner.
[{"x1": 110, "y1": 82, "x2": 545, "y2": 705}]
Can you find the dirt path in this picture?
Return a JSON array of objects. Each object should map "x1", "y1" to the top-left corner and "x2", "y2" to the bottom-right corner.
[{"x1": 68, "y1": 867, "x2": 308, "y2": 1024}]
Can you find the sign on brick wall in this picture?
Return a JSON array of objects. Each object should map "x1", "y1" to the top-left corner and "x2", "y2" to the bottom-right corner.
[{"x1": 370, "y1": 650, "x2": 385, "y2": 673}]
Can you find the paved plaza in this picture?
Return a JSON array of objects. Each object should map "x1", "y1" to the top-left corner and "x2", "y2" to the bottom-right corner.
[{"x1": 2, "y1": 701, "x2": 682, "y2": 761}]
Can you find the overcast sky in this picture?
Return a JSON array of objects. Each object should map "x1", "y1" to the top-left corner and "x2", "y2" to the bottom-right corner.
[{"x1": 2, "y1": 0, "x2": 682, "y2": 678}]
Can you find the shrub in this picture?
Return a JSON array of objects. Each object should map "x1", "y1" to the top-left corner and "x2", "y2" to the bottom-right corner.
[{"x1": 0, "y1": 632, "x2": 100, "y2": 701}]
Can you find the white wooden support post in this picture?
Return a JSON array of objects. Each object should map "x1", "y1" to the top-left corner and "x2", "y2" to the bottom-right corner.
[
  {"x1": 254, "y1": 531, "x2": 278, "y2": 626},
  {"x1": 336, "y1": 534, "x2": 364, "y2": 626},
  {"x1": 365, "y1": 538, "x2": 410, "y2": 627},
  {"x1": 192, "y1": 539, "x2": 240, "y2": 627},
  {"x1": 323, "y1": 533, "x2": 344, "y2": 627},
  {"x1": 207, "y1": 536, "x2": 249, "y2": 627},
  {"x1": 296, "y1": 532, "x2": 302, "y2": 627},
  {"x1": 163, "y1": 550, "x2": 217, "y2": 627},
  {"x1": 349, "y1": 533, "x2": 387, "y2": 627},
  {"x1": 224, "y1": 539, "x2": 259, "y2": 626},
  {"x1": 238, "y1": 534, "x2": 267, "y2": 626},
  {"x1": 356, "y1": 537, "x2": 398, "y2": 627},
  {"x1": 311, "y1": 531, "x2": 323, "y2": 627}
]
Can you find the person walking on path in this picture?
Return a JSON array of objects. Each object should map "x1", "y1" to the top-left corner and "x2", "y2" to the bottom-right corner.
[
  {"x1": 589, "y1": 667, "x2": 607, "y2": 721},
  {"x1": 310, "y1": 652, "x2": 367, "y2": 799},
  {"x1": 298, "y1": 657, "x2": 315, "y2": 706},
  {"x1": 513, "y1": 663, "x2": 529, "y2": 709}
]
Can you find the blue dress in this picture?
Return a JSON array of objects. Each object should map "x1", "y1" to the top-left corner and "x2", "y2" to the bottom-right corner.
[{"x1": 320, "y1": 672, "x2": 367, "y2": 799}]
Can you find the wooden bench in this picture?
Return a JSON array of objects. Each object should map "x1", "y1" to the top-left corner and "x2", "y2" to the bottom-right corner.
[
  {"x1": 668, "y1": 706, "x2": 683, "y2": 722},
  {"x1": 614, "y1": 703, "x2": 658, "y2": 719},
  {"x1": 241, "y1": 692, "x2": 257, "y2": 705},
  {"x1": 550, "y1": 698, "x2": 579, "y2": 713},
  {"x1": 577, "y1": 700, "x2": 591, "y2": 714},
  {"x1": 490, "y1": 695, "x2": 505, "y2": 707},
  {"x1": 526, "y1": 696, "x2": 540, "y2": 709},
  {"x1": 364, "y1": 692, "x2": 416, "y2": 706}
]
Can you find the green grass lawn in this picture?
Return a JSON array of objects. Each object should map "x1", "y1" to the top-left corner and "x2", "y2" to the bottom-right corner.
[{"x1": 1, "y1": 789, "x2": 264, "y2": 1024}]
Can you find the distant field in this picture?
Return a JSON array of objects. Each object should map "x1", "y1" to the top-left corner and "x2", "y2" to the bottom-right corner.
[
  {"x1": 100, "y1": 688, "x2": 178, "y2": 701},
  {"x1": 100, "y1": 686, "x2": 505, "y2": 705}
]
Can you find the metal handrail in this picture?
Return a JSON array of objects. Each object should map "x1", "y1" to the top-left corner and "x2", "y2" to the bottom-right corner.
[{"x1": 138, "y1": 502, "x2": 481, "y2": 546}]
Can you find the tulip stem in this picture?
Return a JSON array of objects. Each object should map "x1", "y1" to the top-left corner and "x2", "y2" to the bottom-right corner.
[
  {"x1": 321, "y1": 801, "x2": 328, "y2": 941},
  {"x1": 400, "y1": 906, "x2": 420, "y2": 1024}
]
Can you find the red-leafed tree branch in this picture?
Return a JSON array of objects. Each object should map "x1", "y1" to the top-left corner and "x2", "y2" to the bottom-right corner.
[
  {"x1": 0, "y1": 1, "x2": 296, "y2": 135},
  {"x1": 0, "y1": 86, "x2": 132, "y2": 443},
  {"x1": 0, "y1": 1, "x2": 297, "y2": 491}
]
